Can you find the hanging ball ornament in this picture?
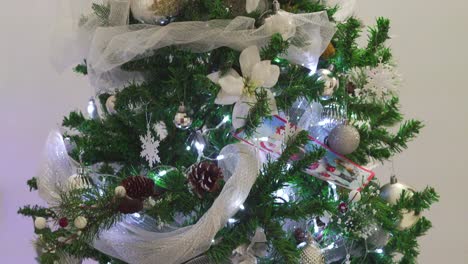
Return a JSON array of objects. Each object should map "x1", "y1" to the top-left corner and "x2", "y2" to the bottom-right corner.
[
  {"x1": 321, "y1": 43, "x2": 336, "y2": 59},
  {"x1": 300, "y1": 236, "x2": 325, "y2": 264},
  {"x1": 67, "y1": 167, "x2": 93, "y2": 191},
  {"x1": 114, "y1": 186, "x2": 127, "y2": 198},
  {"x1": 380, "y1": 175, "x2": 421, "y2": 230},
  {"x1": 316, "y1": 65, "x2": 339, "y2": 98},
  {"x1": 74, "y1": 216, "x2": 88, "y2": 229},
  {"x1": 58, "y1": 217, "x2": 69, "y2": 228},
  {"x1": 130, "y1": 0, "x2": 183, "y2": 24},
  {"x1": 173, "y1": 102, "x2": 193, "y2": 130},
  {"x1": 105, "y1": 95, "x2": 117, "y2": 114},
  {"x1": 34, "y1": 217, "x2": 47, "y2": 230},
  {"x1": 327, "y1": 124, "x2": 360, "y2": 155},
  {"x1": 348, "y1": 189, "x2": 362, "y2": 204}
]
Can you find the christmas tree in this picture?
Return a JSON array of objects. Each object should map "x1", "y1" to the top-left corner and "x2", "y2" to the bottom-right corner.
[{"x1": 19, "y1": 1, "x2": 439, "y2": 263}]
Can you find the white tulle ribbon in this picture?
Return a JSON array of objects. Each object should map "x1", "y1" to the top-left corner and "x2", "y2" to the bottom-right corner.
[
  {"x1": 93, "y1": 143, "x2": 261, "y2": 264},
  {"x1": 35, "y1": 130, "x2": 261, "y2": 263},
  {"x1": 36, "y1": 130, "x2": 75, "y2": 205},
  {"x1": 51, "y1": 0, "x2": 335, "y2": 94}
]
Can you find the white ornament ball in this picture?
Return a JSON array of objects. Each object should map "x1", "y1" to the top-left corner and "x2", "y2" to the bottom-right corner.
[
  {"x1": 34, "y1": 217, "x2": 47, "y2": 230},
  {"x1": 105, "y1": 95, "x2": 117, "y2": 114},
  {"x1": 114, "y1": 186, "x2": 127, "y2": 198},
  {"x1": 327, "y1": 124, "x2": 360, "y2": 155},
  {"x1": 67, "y1": 174, "x2": 92, "y2": 191},
  {"x1": 74, "y1": 216, "x2": 88, "y2": 229},
  {"x1": 380, "y1": 176, "x2": 421, "y2": 230},
  {"x1": 348, "y1": 189, "x2": 361, "y2": 203}
]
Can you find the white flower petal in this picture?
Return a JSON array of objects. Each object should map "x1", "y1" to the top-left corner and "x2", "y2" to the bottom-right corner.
[
  {"x1": 239, "y1": 46, "x2": 261, "y2": 78},
  {"x1": 246, "y1": 0, "x2": 260, "y2": 13},
  {"x1": 215, "y1": 90, "x2": 241, "y2": 105},
  {"x1": 251, "y1": 61, "x2": 280, "y2": 88},
  {"x1": 266, "y1": 89, "x2": 278, "y2": 115},
  {"x1": 219, "y1": 75, "x2": 244, "y2": 96},
  {"x1": 207, "y1": 71, "x2": 221, "y2": 84},
  {"x1": 207, "y1": 68, "x2": 240, "y2": 84},
  {"x1": 232, "y1": 95, "x2": 257, "y2": 129}
]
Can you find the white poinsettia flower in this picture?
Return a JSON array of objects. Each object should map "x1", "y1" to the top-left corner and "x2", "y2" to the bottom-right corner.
[
  {"x1": 207, "y1": 46, "x2": 280, "y2": 129},
  {"x1": 246, "y1": 0, "x2": 260, "y2": 13}
]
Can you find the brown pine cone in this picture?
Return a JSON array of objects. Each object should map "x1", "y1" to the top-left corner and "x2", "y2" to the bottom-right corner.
[
  {"x1": 121, "y1": 176, "x2": 155, "y2": 200},
  {"x1": 118, "y1": 197, "x2": 144, "y2": 214},
  {"x1": 294, "y1": 228, "x2": 307, "y2": 244},
  {"x1": 188, "y1": 162, "x2": 224, "y2": 197}
]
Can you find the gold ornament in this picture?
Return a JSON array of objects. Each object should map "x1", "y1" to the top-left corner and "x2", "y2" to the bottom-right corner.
[
  {"x1": 131, "y1": 0, "x2": 184, "y2": 24},
  {"x1": 300, "y1": 236, "x2": 325, "y2": 264},
  {"x1": 380, "y1": 176, "x2": 421, "y2": 230},
  {"x1": 321, "y1": 43, "x2": 336, "y2": 59}
]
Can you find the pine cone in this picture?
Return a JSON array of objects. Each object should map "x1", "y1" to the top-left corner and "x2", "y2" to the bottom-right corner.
[
  {"x1": 294, "y1": 228, "x2": 307, "y2": 244},
  {"x1": 121, "y1": 176, "x2": 155, "y2": 200},
  {"x1": 118, "y1": 197, "x2": 144, "y2": 214},
  {"x1": 188, "y1": 162, "x2": 223, "y2": 197}
]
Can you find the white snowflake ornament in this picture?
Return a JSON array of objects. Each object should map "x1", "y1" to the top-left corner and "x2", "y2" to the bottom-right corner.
[
  {"x1": 348, "y1": 62, "x2": 401, "y2": 102},
  {"x1": 154, "y1": 121, "x2": 168, "y2": 140},
  {"x1": 140, "y1": 124, "x2": 161, "y2": 168}
]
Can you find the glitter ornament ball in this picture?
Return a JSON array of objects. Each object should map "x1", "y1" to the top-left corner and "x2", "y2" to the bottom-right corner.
[
  {"x1": 74, "y1": 216, "x2": 88, "y2": 229},
  {"x1": 173, "y1": 103, "x2": 193, "y2": 130},
  {"x1": 327, "y1": 124, "x2": 360, "y2": 155},
  {"x1": 380, "y1": 176, "x2": 421, "y2": 230},
  {"x1": 105, "y1": 95, "x2": 117, "y2": 114},
  {"x1": 130, "y1": 0, "x2": 183, "y2": 24},
  {"x1": 300, "y1": 237, "x2": 325, "y2": 264},
  {"x1": 34, "y1": 217, "x2": 47, "y2": 230},
  {"x1": 316, "y1": 66, "x2": 339, "y2": 98},
  {"x1": 59, "y1": 217, "x2": 69, "y2": 228}
]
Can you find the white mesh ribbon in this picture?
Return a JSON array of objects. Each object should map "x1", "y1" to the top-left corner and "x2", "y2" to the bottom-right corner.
[
  {"x1": 88, "y1": 11, "x2": 336, "y2": 93},
  {"x1": 51, "y1": 0, "x2": 336, "y2": 94},
  {"x1": 36, "y1": 130, "x2": 74, "y2": 205},
  {"x1": 93, "y1": 143, "x2": 261, "y2": 264}
]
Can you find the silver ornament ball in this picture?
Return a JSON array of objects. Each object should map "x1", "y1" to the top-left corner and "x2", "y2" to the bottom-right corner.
[
  {"x1": 380, "y1": 176, "x2": 421, "y2": 230},
  {"x1": 105, "y1": 95, "x2": 117, "y2": 114},
  {"x1": 173, "y1": 103, "x2": 193, "y2": 130},
  {"x1": 327, "y1": 124, "x2": 360, "y2": 155}
]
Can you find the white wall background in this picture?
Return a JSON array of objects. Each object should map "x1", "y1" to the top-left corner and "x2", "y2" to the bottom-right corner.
[{"x1": 0, "y1": 0, "x2": 467, "y2": 263}]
